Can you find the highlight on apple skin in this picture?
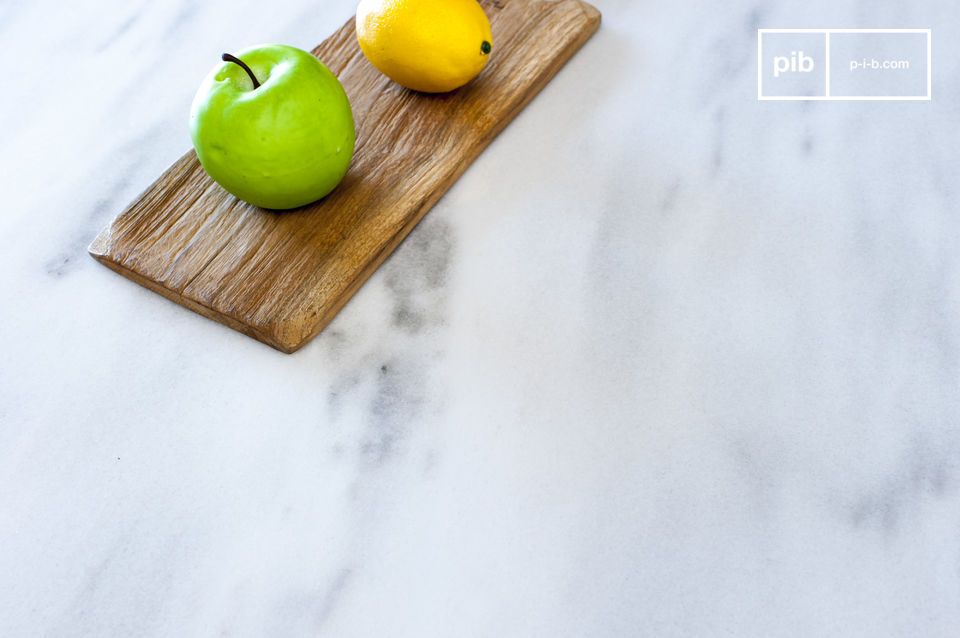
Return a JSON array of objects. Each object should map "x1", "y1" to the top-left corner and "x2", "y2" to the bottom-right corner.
[{"x1": 189, "y1": 44, "x2": 356, "y2": 210}]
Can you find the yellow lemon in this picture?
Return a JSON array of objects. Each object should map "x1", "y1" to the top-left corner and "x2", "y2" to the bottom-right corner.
[{"x1": 356, "y1": 0, "x2": 493, "y2": 93}]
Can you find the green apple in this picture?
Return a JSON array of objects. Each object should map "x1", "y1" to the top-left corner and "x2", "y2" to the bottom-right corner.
[{"x1": 189, "y1": 44, "x2": 355, "y2": 210}]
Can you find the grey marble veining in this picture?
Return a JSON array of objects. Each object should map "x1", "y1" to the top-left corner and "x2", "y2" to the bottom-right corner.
[{"x1": 1, "y1": 0, "x2": 959, "y2": 635}]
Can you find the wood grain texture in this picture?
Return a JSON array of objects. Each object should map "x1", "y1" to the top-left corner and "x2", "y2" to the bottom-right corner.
[{"x1": 89, "y1": 0, "x2": 601, "y2": 353}]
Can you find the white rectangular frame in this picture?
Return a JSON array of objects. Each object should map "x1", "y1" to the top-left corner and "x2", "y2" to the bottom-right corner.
[{"x1": 757, "y1": 28, "x2": 932, "y2": 101}]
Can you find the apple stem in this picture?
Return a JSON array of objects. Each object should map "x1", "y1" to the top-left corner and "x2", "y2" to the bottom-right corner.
[{"x1": 221, "y1": 53, "x2": 261, "y2": 89}]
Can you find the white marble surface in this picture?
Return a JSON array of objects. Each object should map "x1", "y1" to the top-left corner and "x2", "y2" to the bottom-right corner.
[{"x1": 2, "y1": 0, "x2": 960, "y2": 635}]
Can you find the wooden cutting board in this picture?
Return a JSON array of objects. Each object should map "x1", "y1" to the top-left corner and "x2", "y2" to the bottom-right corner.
[{"x1": 89, "y1": 0, "x2": 601, "y2": 353}]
